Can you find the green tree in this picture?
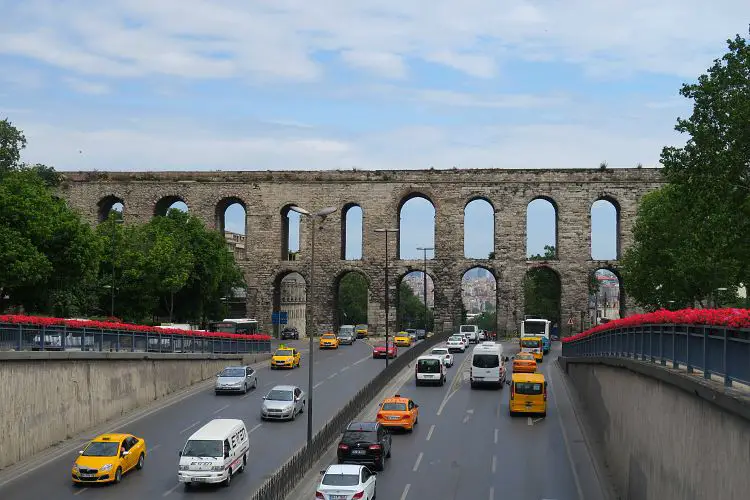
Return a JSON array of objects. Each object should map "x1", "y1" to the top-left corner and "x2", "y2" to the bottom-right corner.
[
  {"x1": 397, "y1": 281, "x2": 434, "y2": 331},
  {"x1": 524, "y1": 245, "x2": 562, "y2": 325},
  {"x1": 337, "y1": 273, "x2": 368, "y2": 325},
  {"x1": 0, "y1": 118, "x2": 26, "y2": 173}
]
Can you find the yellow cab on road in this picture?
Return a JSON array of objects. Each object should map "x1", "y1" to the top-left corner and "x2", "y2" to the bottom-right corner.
[
  {"x1": 512, "y1": 352, "x2": 538, "y2": 373},
  {"x1": 520, "y1": 336, "x2": 544, "y2": 363},
  {"x1": 72, "y1": 433, "x2": 146, "y2": 485},
  {"x1": 319, "y1": 332, "x2": 340, "y2": 349},
  {"x1": 355, "y1": 324, "x2": 368, "y2": 338},
  {"x1": 508, "y1": 372, "x2": 547, "y2": 417},
  {"x1": 376, "y1": 394, "x2": 419, "y2": 432},
  {"x1": 271, "y1": 345, "x2": 300, "y2": 369},
  {"x1": 393, "y1": 332, "x2": 412, "y2": 347}
]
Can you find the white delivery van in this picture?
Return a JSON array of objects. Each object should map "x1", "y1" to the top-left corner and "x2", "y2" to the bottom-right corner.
[
  {"x1": 470, "y1": 343, "x2": 507, "y2": 389},
  {"x1": 415, "y1": 355, "x2": 447, "y2": 386},
  {"x1": 178, "y1": 419, "x2": 249, "y2": 488},
  {"x1": 460, "y1": 325, "x2": 479, "y2": 343}
]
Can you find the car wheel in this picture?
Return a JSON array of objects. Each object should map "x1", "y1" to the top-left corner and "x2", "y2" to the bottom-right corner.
[
  {"x1": 113, "y1": 467, "x2": 122, "y2": 484},
  {"x1": 300, "y1": 401, "x2": 305, "y2": 413},
  {"x1": 223, "y1": 469, "x2": 231, "y2": 487},
  {"x1": 243, "y1": 383, "x2": 248, "y2": 394},
  {"x1": 136, "y1": 453, "x2": 145, "y2": 470},
  {"x1": 239, "y1": 453, "x2": 247, "y2": 473},
  {"x1": 253, "y1": 378, "x2": 258, "y2": 389},
  {"x1": 386, "y1": 446, "x2": 391, "y2": 458},
  {"x1": 375, "y1": 457, "x2": 385, "y2": 471},
  {"x1": 291, "y1": 408, "x2": 297, "y2": 420}
]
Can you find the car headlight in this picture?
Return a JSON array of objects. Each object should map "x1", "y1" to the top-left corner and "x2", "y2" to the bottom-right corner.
[
  {"x1": 72, "y1": 464, "x2": 80, "y2": 472},
  {"x1": 284, "y1": 406, "x2": 294, "y2": 413},
  {"x1": 212, "y1": 465, "x2": 223, "y2": 471},
  {"x1": 100, "y1": 464, "x2": 113, "y2": 472}
]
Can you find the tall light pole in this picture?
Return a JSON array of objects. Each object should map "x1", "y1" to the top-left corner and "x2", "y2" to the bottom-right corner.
[
  {"x1": 416, "y1": 247, "x2": 433, "y2": 336},
  {"x1": 374, "y1": 228, "x2": 398, "y2": 367},
  {"x1": 110, "y1": 217, "x2": 124, "y2": 317},
  {"x1": 288, "y1": 205, "x2": 337, "y2": 446}
]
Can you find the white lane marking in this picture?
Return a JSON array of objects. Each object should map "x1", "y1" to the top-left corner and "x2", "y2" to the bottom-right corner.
[
  {"x1": 548, "y1": 366, "x2": 585, "y2": 500},
  {"x1": 149, "y1": 444, "x2": 162, "y2": 452},
  {"x1": 353, "y1": 355, "x2": 371, "y2": 366},
  {"x1": 436, "y1": 353, "x2": 472, "y2": 415},
  {"x1": 327, "y1": 372, "x2": 338, "y2": 380},
  {"x1": 162, "y1": 483, "x2": 180, "y2": 496},
  {"x1": 489, "y1": 486, "x2": 495, "y2": 500},
  {"x1": 527, "y1": 417, "x2": 533, "y2": 426},
  {"x1": 491, "y1": 455, "x2": 496, "y2": 473},
  {"x1": 426, "y1": 424, "x2": 435, "y2": 441},
  {"x1": 533, "y1": 417, "x2": 545, "y2": 424},
  {"x1": 412, "y1": 452, "x2": 423, "y2": 472},
  {"x1": 179, "y1": 421, "x2": 200, "y2": 434},
  {"x1": 494, "y1": 428, "x2": 499, "y2": 444},
  {"x1": 340, "y1": 366, "x2": 349, "y2": 372},
  {"x1": 400, "y1": 483, "x2": 411, "y2": 500},
  {"x1": 249, "y1": 423, "x2": 262, "y2": 433},
  {"x1": 213, "y1": 404, "x2": 230, "y2": 414},
  {"x1": 73, "y1": 487, "x2": 88, "y2": 495},
  {"x1": 313, "y1": 381, "x2": 325, "y2": 389},
  {"x1": 284, "y1": 372, "x2": 293, "y2": 377}
]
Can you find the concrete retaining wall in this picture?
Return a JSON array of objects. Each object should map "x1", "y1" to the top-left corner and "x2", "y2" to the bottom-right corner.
[
  {"x1": 560, "y1": 357, "x2": 750, "y2": 500},
  {"x1": 0, "y1": 351, "x2": 271, "y2": 470}
]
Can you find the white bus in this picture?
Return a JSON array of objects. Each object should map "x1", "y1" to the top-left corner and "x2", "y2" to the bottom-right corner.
[{"x1": 520, "y1": 317, "x2": 551, "y2": 354}]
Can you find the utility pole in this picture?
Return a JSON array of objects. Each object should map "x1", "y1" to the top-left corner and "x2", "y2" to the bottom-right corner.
[
  {"x1": 416, "y1": 247, "x2": 434, "y2": 336},
  {"x1": 375, "y1": 228, "x2": 399, "y2": 367}
]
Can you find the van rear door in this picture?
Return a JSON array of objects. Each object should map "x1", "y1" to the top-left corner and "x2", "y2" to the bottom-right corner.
[{"x1": 471, "y1": 353, "x2": 500, "y2": 382}]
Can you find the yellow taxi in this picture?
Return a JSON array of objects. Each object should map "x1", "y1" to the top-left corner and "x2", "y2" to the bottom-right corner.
[
  {"x1": 376, "y1": 394, "x2": 419, "y2": 432},
  {"x1": 512, "y1": 352, "x2": 538, "y2": 373},
  {"x1": 271, "y1": 345, "x2": 301, "y2": 369},
  {"x1": 319, "y1": 332, "x2": 340, "y2": 349},
  {"x1": 508, "y1": 372, "x2": 547, "y2": 417},
  {"x1": 520, "y1": 336, "x2": 544, "y2": 362},
  {"x1": 355, "y1": 324, "x2": 368, "y2": 338},
  {"x1": 393, "y1": 332, "x2": 412, "y2": 347},
  {"x1": 72, "y1": 433, "x2": 146, "y2": 485}
]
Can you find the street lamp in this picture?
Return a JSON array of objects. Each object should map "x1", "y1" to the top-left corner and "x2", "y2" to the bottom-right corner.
[
  {"x1": 109, "y1": 218, "x2": 124, "y2": 317},
  {"x1": 416, "y1": 247, "x2": 434, "y2": 337},
  {"x1": 374, "y1": 228, "x2": 399, "y2": 368},
  {"x1": 288, "y1": 205, "x2": 337, "y2": 446}
]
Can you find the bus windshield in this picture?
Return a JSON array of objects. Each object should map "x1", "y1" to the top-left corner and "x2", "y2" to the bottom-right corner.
[
  {"x1": 523, "y1": 321, "x2": 547, "y2": 336},
  {"x1": 521, "y1": 339, "x2": 541, "y2": 348},
  {"x1": 208, "y1": 320, "x2": 259, "y2": 335}
]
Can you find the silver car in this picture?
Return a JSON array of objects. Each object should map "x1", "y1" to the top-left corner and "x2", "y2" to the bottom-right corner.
[
  {"x1": 261, "y1": 385, "x2": 306, "y2": 421},
  {"x1": 215, "y1": 365, "x2": 258, "y2": 394}
]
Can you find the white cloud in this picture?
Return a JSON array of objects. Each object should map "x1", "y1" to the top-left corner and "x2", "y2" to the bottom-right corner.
[
  {"x1": 0, "y1": 1, "x2": 747, "y2": 81},
  {"x1": 63, "y1": 77, "x2": 109, "y2": 95},
  {"x1": 409, "y1": 89, "x2": 568, "y2": 109}
]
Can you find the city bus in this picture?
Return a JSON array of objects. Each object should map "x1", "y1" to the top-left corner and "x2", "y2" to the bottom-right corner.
[
  {"x1": 208, "y1": 318, "x2": 260, "y2": 335},
  {"x1": 520, "y1": 317, "x2": 551, "y2": 354}
]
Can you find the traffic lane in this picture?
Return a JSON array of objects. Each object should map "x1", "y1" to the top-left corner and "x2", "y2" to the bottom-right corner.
[
  {"x1": 370, "y1": 343, "x2": 582, "y2": 500},
  {"x1": 0, "y1": 341, "x2": 375, "y2": 500}
]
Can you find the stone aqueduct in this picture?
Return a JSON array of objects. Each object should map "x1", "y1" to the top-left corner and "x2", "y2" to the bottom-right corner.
[{"x1": 59, "y1": 168, "x2": 664, "y2": 336}]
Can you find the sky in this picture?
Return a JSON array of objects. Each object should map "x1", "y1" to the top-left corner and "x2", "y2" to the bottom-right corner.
[{"x1": 2, "y1": 1, "x2": 749, "y2": 268}]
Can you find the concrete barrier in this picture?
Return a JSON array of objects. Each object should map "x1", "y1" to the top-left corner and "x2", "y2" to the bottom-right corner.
[
  {"x1": 559, "y1": 356, "x2": 750, "y2": 500},
  {"x1": 0, "y1": 351, "x2": 271, "y2": 470}
]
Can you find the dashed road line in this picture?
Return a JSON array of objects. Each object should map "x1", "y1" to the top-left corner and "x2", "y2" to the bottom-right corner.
[
  {"x1": 162, "y1": 483, "x2": 180, "y2": 496},
  {"x1": 179, "y1": 421, "x2": 200, "y2": 434},
  {"x1": 340, "y1": 366, "x2": 349, "y2": 372},
  {"x1": 313, "y1": 381, "x2": 325, "y2": 389},
  {"x1": 489, "y1": 486, "x2": 495, "y2": 500},
  {"x1": 150, "y1": 443, "x2": 162, "y2": 452},
  {"x1": 213, "y1": 404, "x2": 230, "y2": 414},
  {"x1": 491, "y1": 455, "x2": 496, "y2": 473},
  {"x1": 494, "y1": 428, "x2": 499, "y2": 444},
  {"x1": 400, "y1": 483, "x2": 411, "y2": 500},
  {"x1": 353, "y1": 355, "x2": 371, "y2": 366},
  {"x1": 327, "y1": 372, "x2": 338, "y2": 380},
  {"x1": 437, "y1": 354, "x2": 472, "y2": 416},
  {"x1": 412, "y1": 452, "x2": 423, "y2": 472},
  {"x1": 527, "y1": 417, "x2": 533, "y2": 426},
  {"x1": 426, "y1": 424, "x2": 435, "y2": 441},
  {"x1": 73, "y1": 487, "x2": 88, "y2": 495},
  {"x1": 249, "y1": 423, "x2": 262, "y2": 433}
]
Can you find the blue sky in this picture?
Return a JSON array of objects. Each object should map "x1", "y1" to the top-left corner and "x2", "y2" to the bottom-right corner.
[{"x1": 2, "y1": 1, "x2": 748, "y2": 264}]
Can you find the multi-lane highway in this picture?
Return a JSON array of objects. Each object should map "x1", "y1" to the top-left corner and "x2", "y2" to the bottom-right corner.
[
  {"x1": 0, "y1": 337, "x2": 415, "y2": 499},
  {"x1": 298, "y1": 341, "x2": 608, "y2": 500}
]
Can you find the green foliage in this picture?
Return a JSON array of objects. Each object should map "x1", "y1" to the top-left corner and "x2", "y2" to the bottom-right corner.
[
  {"x1": 525, "y1": 245, "x2": 561, "y2": 325},
  {"x1": 474, "y1": 311, "x2": 497, "y2": 332},
  {"x1": 624, "y1": 29, "x2": 750, "y2": 308},
  {"x1": 397, "y1": 281, "x2": 434, "y2": 330},
  {"x1": 337, "y1": 273, "x2": 368, "y2": 324},
  {"x1": 0, "y1": 118, "x2": 26, "y2": 173}
]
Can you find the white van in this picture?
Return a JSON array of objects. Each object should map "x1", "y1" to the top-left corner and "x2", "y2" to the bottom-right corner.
[
  {"x1": 415, "y1": 355, "x2": 447, "y2": 386},
  {"x1": 460, "y1": 325, "x2": 479, "y2": 343},
  {"x1": 178, "y1": 419, "x2": 249, "y2": 488},
  {"x1": 470, "y1": 343, "x2": 507, "y2": 389}
]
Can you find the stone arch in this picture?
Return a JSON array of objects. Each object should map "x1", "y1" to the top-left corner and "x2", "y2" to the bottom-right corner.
[
  {"x1": 460, "y1": 265, "x2": 499, "y2": 329},
  {"x1": 280, "y1": 203, "x2": 302, "y2": 261},
  {"x1": 154, "y1": 195, "x2": 188, "y2": 217},
  {"x1": 215, "y1": 196, "x2": 247, "y2": 236},
  {"x1": 590, "y1": 195, "x2": 621, "y2": 260},
  {"x1": 590, "y1": 267, "x2": 624, "y2": 323},
  {"x1": 397, "y1": 192, "x2": 436, "y2": 260},
  {"x1": 463, "y1": 196, "x2": 496, "y2": 259},
  {"x1": 333, "y1": 269, "x2": 372, "y2": 328},
  {"x1": 97, "y1": 195, "x2": 125, "y2": 222},
  {"x1": 272, "y1": 270, "x2": 309, "y2": 337},
  {"x1": 396, "y1": 267, "x2": 437, "y2": 331},
  {"x1": 523, "y1": 264, "x2": 562, "y2": 327},
  {"x1": 341, "y1": 203, "x2": 363, "y2": 260},
  {"x1": 526, "y1": 195, "x2": 559, "y2": 259}
]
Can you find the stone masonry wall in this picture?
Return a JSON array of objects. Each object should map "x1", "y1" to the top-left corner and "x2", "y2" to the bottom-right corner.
[{"x1": 58, "y1": 168, "x2": 664, "y2": 336}]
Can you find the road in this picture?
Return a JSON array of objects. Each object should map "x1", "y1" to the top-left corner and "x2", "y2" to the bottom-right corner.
[
  {"x1": 0, "y1": 337, "x2": 415, "y2": 499},
  {"x1": 304, "y1": 341, "x2": 606, "y2": 500}
]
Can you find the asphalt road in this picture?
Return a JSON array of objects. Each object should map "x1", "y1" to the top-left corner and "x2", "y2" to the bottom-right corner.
[
  {"x1": 302, "y1": 341, "x2": 607, "y2": 500},
  {"x1": 0, "y1": 337, "x2": 415, "y2": 499}
]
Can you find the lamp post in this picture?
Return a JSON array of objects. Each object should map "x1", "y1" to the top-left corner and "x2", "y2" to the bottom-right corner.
[
  {"x1": 416, "y1": 246, "x2": 434, "y2": 337},
  {"x1": 374, "y1": 228, "x2": 398, "y2": 367},
  {"x1": 288, "y1": 205, "x2": 337, "y2": 446},
  {"x1": 110, "y1": 217, "x2": 124, "y2": 317}
]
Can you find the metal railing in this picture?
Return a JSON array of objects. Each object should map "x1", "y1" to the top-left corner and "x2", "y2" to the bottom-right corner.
[
  {"x1": 250, "y1": 333, "x2": 449, "y2": 500},
  {"x1": 562, "y1": 324, "x2": 750, "y2": 387},
  {"x1": 0, "y1": 323, "x2": 271, "y2": 354}
]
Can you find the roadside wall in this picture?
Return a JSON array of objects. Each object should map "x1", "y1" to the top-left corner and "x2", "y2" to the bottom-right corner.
[
  {"x1": 0, "y1": 351, "x2": 270, "y2": 469},
  {"x1": 561, "y1": 357, "x2": 750, "y2": 500}
]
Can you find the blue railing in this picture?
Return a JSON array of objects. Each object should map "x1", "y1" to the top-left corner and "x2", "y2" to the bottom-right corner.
[
  {"x1": 0, "y1": 323, "x2": 271, "y2": 355},
  {"x1": 561, "y1": 324, "x2": 750, "y2": 387}
]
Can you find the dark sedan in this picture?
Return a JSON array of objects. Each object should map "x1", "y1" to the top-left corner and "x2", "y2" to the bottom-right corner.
[
  {"x1": 280, "y1": 327, "x2": 299, "y2": 340},
  {"x1": 337, "y1": 421, "x2": 392, "y2": 471}
]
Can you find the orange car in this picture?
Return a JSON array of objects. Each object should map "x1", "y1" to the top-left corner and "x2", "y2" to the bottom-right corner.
[
  {"x1": 513, "y1": 352, "x2": 537, "y2": 373},
  {"x1": 376, "y1": 395, "x2": 419, "y2": 432}
]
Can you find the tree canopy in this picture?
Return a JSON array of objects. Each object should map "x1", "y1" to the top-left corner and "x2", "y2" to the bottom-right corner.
[
  {"x1": 524, "y1": 245, "x2": 562, "y2": 326},
  {"x1": 397, "y1": 279, "x2": 434, "y2": 331},
  {"x1": 337, "y1": 273, "x2": 368, "y2": 325}
]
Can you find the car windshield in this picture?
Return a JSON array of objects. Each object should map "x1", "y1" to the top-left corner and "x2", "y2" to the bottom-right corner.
[
  {"x1": 266, "y1": 389, "x2": 294, "y2": 401},
  {"x1": 448, "y1": 336, "x2": 462, "y2": 342},
  {"x1": 521, "y1": 339, "x2": 541, "y2": 348},
  {"x1": 375, "y1": 343, "x2": 393, "y2": 348},
  {"x1": 431, "y1": 349, "x2": 448, "y2": 355},
  {"x1": 517, "y1": 354, "x2": 534, "y2": 360},
  {"x1": 274, "y1": 349, "x2": 293, "y2": 357},
  {"x1": 382, "y1": 402, "x2": 407, "y2": 411},
  {"x1": 182, "y1": 439, "x2": 222, "y2": 458},
  {"x1": 418, "y1": 359, "x2": 441, "y2": 373},
  {"x1": 515, "y1": 382, "x2": 543, "y2": 395},
  {"x1": 322, "y1": 473, "x2": 360, "y2": 486},
  {"x1": 219, "y1": 368, "x2": 245, "y2": 377},
  {"x1": 342, "y1": 431, "x2": 376, "y2": 444},
  {"x1": 82, "y1": 441, "x2": 119, "y2": 457},
  {"x1": 322, "y1": 334, "x2": 336, "y2": 339},
  {"x1": 473, "y1": 354, "x2": 500, "y2": 368},
  {"x1": 460, "y1": 326, "x2": 474, "y2": 332}
]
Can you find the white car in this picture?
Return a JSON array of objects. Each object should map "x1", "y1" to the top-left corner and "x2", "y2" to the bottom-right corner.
[
  {"x1": 316, "y1": 464, "x2": 377, "y2": 500},
  {"x1": 430, "y1": 346, "x2": 454, "y2": 367},
  {"x1": 446, "y1": 335, "x2": 466, "y2": 353}
]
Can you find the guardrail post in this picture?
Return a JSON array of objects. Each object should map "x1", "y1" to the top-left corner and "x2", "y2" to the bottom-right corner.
[
  {"x1": 640, "y1": 327, "x2": 645, "y2": 361},
  {"x1": 703, "y1": 326, "x2": 709, "y2": 379},
  {"x1": 40, "y1": 324, "x2": 45, "y2": 351},
  {"x1": 672, "y1": 324, "x2": 677, "y2": 369},
  {"x1": 686, "y1": 326, "x2": 692, "y2": 374},
  {"x1": 62, "y1": 325, "x2": 67, "y2": 350},
  {"x1": 659, "y1": 325, "x2": 665, "y2": 366},
  {"x1": 649, "y1": 326, "x2": 654, "y2": 363},
  {"x1": 722, "y1": 327, "x2": 731, "y2": 387},
  {"x1": 17, "y1": 324, "x2": 22, "y2": 351},
  {"x1": 132, "y1": 330, "x2": 136, "y2": 352}
]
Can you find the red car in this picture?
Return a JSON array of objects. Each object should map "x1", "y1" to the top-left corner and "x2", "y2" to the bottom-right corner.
[{"x1": 372, "y1": 342, "x2": 397, "y2": 359}]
